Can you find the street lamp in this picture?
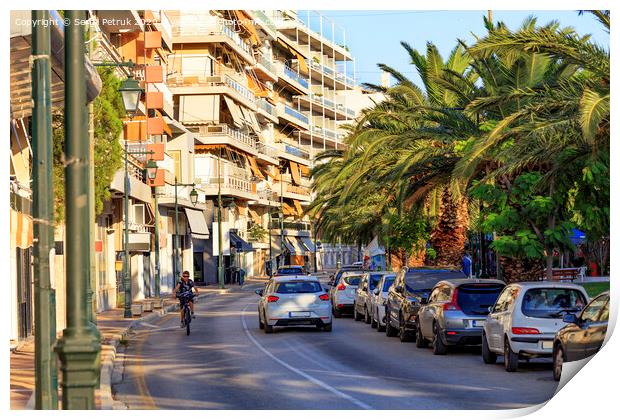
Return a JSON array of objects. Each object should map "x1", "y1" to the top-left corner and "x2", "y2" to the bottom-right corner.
[
  {"x1": 118, "y1": 76, "x2": 142, "y2": 118},
  {"x1": 173, "y1": 180, "x2": 198, "y2": 284},
  {"x1": 189, "y1": 188, "x2": 199, "y2": 206},
  {"x1": 145, "y1": 159, "x2": 158, "y2": 181}
]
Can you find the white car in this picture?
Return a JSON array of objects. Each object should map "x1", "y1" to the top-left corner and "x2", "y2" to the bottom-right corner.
[
  {"x1": 482, "y1": 281, "x2": 589, "y2": 372},
  {"x1": 256, "y1": 275, "x2": 332, "y2": 333},
  {"x1": 354, "y1": 272, "x2": 391, "y2": 323},
  {"x1": 329, "y1": 272, "x2": 364, "y2": 317},
  {"x1": 370, "y1": 273, "x2": 396, "y2": 331}
]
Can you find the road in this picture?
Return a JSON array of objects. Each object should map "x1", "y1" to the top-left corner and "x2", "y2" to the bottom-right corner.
[{"x1": 113, "y1": 282, "x2": 558, "y2": 410}]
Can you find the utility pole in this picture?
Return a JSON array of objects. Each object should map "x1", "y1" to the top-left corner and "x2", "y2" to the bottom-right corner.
[
  {"x1": 31, "y1": 10, "x2": 58, "y2": 409},
  {"x1": 268, "y1": 199, "x2": 272, "y2": 275},
  {"x1": 217, "y1": 148, "x2": 224, "y2": 288},
  {"x1": 280, "y1": 165, "x2": 284, "y2": 268},
  {"x1": 122, "y1": 142, "x2": 131, "y2": 318},
  {"x1": 87, "y1": 19, "x2": 97, "y2": 325},
  {"x1": 55, "y1": 10, "x2": 101, "y2": 409},
  {"x1": 153, "y1": 186, "x2": 161, "y2": 297},
  {"x1": 174, "y1": 179, "x2": 179, "y2": 284}
]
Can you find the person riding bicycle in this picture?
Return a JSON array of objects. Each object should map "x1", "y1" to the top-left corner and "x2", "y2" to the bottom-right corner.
[{"x1": 173, "y1": 270, "x2": 199, "y2": 327}]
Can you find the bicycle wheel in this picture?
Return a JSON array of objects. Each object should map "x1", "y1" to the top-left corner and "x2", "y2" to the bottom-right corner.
[{"x1": 185, "y1": 306, "x2": 191, "y2": 336}]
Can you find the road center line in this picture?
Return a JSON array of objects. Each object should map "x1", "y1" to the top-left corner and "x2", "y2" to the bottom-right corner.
[{"x1": 240, "y1": 304, "x2": 373, "y2": 410}]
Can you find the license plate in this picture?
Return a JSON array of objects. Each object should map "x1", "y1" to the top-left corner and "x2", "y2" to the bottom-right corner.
[
  {"x1": 472, "y1": 320, "x2": 485, "y2": 328},
  {"x1": 542, "y1": 341, "x2": 553, "y2": 349},
  {"x1": 290, "y1": 311, "x2": 311, "y2": 318}
]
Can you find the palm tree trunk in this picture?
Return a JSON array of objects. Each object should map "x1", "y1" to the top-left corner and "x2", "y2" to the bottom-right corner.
[
  {"x1": 500, "y1": 256, "x2": 544, "y2": 283},
  {"x1": 430, "y1": 188, "x2": 469, "y2": 267}
]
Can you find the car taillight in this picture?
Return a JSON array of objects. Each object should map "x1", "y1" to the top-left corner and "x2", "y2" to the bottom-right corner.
[
  {"x1": 267, "y1": 295, "x2": 279, "y2": 302},
  {"x1": 337, "y1": 283, "x2": 346, "y2": 291},
  {"x1": 512, "y1": 327, "x2": 541, "y2": 335},
  {"x1": 442, "y1": 288, "x2": 461, "y2": 311},
  {"x1": 319, "y1": 294, "x2": 329, "y2": 301}
]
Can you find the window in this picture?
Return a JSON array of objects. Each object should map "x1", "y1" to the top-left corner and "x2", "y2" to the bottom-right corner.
[
  {"x1": 598, "y1": 302, "x2": 609, "y2": 322},
  {"x1": 521, "y1": 288, "x2": 587, "y2": 319},
  {"x1": 169, "y1": 150, "x2": 182, "y2": 182},
  {"x1": 492, "y1": 287, "x2": 512, "y2": 313},
  {"x1": 457, "y1": 284, "x2": 504, "y2": 316},
  {"x1": 369, "y1": 274, "x2": 383, "y2": 290},
  {"x1": 343, "y1": 276, "x2": 362, "y2": 286},
  {"x1": 382, "y1": 276, "x2": 395, "y2": 292},
  {"x1": 435, "y1": 286, "x2": 452, "y2": 302},
  {"x1": 275, "y1": 281, "x2": 322, "y2": 294},
  {"x1": 133, "y1": 204, "x2": 145, "y2": 225},
  {"x1": 580, "y1": 295, "x2": 608, "y2": 323},
  {"x1": 428, "y1": 287, "x2": 441, "y2": 303}
]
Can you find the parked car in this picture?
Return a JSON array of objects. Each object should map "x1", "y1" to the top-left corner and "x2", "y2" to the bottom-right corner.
[
  {"x1": 274, "y1": 265, "x2": 307, "y2": 277},
  {"x1": 354, "y1": 272, "x2": 392, "y2": 323},
  {"x1": 256, "y1": 275, "x2": 332, "y2": 333},
  {"x1": 416, "y1": 279, "x2": 505, "y2": 354},
  {"x1": 329, "y1": 272, "x2": 364, "y2": 317},
  {"x1": 370, "y1": 273, "x2": 396, "y2": 331},
  {"x1": 386, "y1": 268, "x2": 464, "y2": 342},
  {"x1": 329, "y1": 265, "x2": 364, "y2": 285},
  {"x1": 552, "y1": 291, "x2": 609, "y2": 381},
  {"x1": 481, "y1": 282, "x2": 588, "y2": 372}
]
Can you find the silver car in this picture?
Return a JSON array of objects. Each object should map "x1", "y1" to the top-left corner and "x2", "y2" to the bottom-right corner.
[
  {"x1": 416, "y1": 279, "x2": 505, "y2": 355},
  {"x1": 256, "y1": 275, "x2": 332, "y2": 333},
  {"x1": 482, "y1": 282, "x2": 588, "y2": 372},
  {"x1": 329, "y1": 272, "x2": 364, "y2": 318},
  {"x1": 370, "y1": 273, "x2": 396, "y2": 332},
  {"x1": 354, "y1": 272, "x2": 392, "y2": 323}
]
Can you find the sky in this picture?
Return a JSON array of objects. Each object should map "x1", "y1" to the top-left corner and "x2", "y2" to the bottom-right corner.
[{"x1": 301, "y1": 10, "x2": 609, "y2": 88}]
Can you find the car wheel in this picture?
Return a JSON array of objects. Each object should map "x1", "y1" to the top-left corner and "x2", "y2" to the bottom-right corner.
[
  {"x1": 364, "y1": 306, "x2": 371, "y2": 324},
  {"x1": 504, "y1": 337, "x2": 519, "y2": 372},
  {"x1": 399, "y1": 313, "x2": 412, "y2": 342},
  {"x1": 482, "y1": 332, "x2": 497, "y2": 364},
  {"x1": 553, "y1": 345, "x2": 564, "y2": 381},
  {"x1": 354, "y1": 302, "x2": 362, "y2": 321},
  {"x1": 385, "y1": 309, "x2": 398, "y2": 337},
  {"x1": 323, "y1": 322, "x2": 333, "y2": 332},
  {"x1": 264, "y1": 311, "x2": 274, "y2": 334},
  {"x1": 432, "y1": 322, "x2": 447, "y2": 355},
  {"x1": 258, "y1": 307, "x2": 265, "y2": 330},
  {"x1": 370, "y1": 308, "x2": 378, "y2": 328},
  {"x1": 415, "y1": 322, "x2": 429, "y2": 348}
]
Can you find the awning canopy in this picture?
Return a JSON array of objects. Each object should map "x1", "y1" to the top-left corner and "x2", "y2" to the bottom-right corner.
[
  {"x1": 300, "y1": 236, "x2": 316, "y2": 253},
  {"x1": 284, "y1": 236, "x2": 306, "y2": 255},
  {"x1": 223, "y1": 96, "x2": 244, "y2": 128},
  {"x1": 230, "y1": 231, "x2": 253, "y2": 252},
  {"x1": 128, "y1": 232, "x2": 151, "y2": 252},
  {"x1": 184, "y1": 208, "x2": 210, "y2": 239}
]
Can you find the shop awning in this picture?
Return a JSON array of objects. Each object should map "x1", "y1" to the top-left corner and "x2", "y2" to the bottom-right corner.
[
  {"x1": 270, "y1": 237, "x2": 283, "y2": 257},
  {"x1": 184, "y1": 208, "x2": 210, "y2": 239},
  {"x1": 300, "y1": 236, "x2": 316, "y2": 253},
  {"x1": 128, "y1": 232, "x2": 151, "y2": 251},
  {"x1": 284, "y1": 236, "x2": 306, "y2": 255},
  {"x1": 230, "y1": 231, "x2": 253, "y2": 252}
]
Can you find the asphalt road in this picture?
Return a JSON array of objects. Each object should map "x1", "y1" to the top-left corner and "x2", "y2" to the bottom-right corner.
[{"x1": 113, "y1": 282, "x2": 559, "y2": 410}]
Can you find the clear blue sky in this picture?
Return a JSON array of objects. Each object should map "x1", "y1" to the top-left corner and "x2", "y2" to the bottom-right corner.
[{"x1": 301, "y1": 10, "x2": 609, "y2": 88}]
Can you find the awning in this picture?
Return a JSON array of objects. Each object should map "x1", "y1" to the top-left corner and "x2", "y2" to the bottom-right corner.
[
  {"x1": 234, "y1": 10, "x2": 260, "y2": 46},
  {"x1": 289, "y1": 161, "x2": 301, "y2": 185},
  {"x1": 184, "y1": 208, "x2": 210, "y2": 239},
  {"x1": 282, "y1": 202, "x2": 296, "y2": 216},
  {"x1": 179, "y1": 95, "x2": 220, "y2": 124},
  {"x1": 248, "y1": 208, "x2": 261, "y2": 224},
  {"x1": 270, "y1": 237, "x2": 283, "y2": 257},
  {"x1": 230, "y1": 231, "x2": 253, "y2": 252},
  {"x1": 293, "y1": 199, "x2": 304, "y2": 216},
  {"x1": 300, "y1": 236, "x2": 316, "y2": 253},
  {"x1": 284, "y1": 236, "x2": 305, "y2": 255},
  {"x1": 248, "y1": 156, "x2": 264, "y2": 179},
  {"x1": 299, "y1": 163, "x2": 310, "y2": 177},
  {"x1": 277, "y1": 36, "x2": 308, "y2": 74},
  {"x1": 223, "y1": 96, "x2": 244, "y2": 128}
]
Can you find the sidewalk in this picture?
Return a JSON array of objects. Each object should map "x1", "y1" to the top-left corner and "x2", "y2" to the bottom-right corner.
[{"x1": 10, "y1": 283, "x2": 241, "y2": 410}]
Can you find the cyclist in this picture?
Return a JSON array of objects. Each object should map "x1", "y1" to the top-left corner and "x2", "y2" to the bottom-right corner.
[{"x1": 173, "y1": 270, "x2": 199, "y2": 327}]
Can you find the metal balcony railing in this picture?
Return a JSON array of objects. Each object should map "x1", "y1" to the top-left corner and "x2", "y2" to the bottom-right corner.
[
  {"x1": 283, "y1": 104, "x2": 309, "y2": 125},
  {"x1": 172, "y1": 22, "x2": 252, "y2": 57},
  {"x1": 270, "y1": 220, "x2": 312, "y2": 232},
  {"x1": 282, "y1": 65, "x2": 309, "y2": 88},
  {"x1": 257, "y1": 55, "x2": 277, "y2": 75},
  {"x1": 257, "y1": 98, "x2": 277, "y2": 118},
  {"x1": 168, "y1": 74, "x2": 257, "y2": 104},
  {"x1": 199, "y1": 124, "x2": 257, "y2": 150},
  {"x1": 252, "y1": 10, "x2": 277, "y2": 33},
  {"x1": 257, "y1": 142, "x2": 279, "y2": 159},
  {"x1": 279, "y1": 141, "x2": 310, "y2": 160}
]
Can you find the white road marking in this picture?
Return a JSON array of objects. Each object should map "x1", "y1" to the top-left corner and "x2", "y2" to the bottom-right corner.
[{"x1": 241, "y1": 304, "x2": 373, "y2": 410}]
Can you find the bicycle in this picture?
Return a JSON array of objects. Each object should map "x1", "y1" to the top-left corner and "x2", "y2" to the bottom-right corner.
[{"x1": 177, "y1": 290, "x2": 193, "y2": 336}]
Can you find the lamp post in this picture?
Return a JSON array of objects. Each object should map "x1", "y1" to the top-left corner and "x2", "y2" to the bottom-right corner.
[
  {"x1": 173, "y1": 179, "x2": 198, "y2": 285},
  {"x1": 217, "y1": 148, "x2": 224, "y2": 288},
  {"x1": 280, "y1": 165, "x2": 285, "y2": 268},
  {"x1": 55, "y1": 11, "x2": 100, "y2": 409}
]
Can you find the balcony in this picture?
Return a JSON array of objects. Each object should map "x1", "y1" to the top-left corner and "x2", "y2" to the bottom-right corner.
[
  {"x1": 307, "y1": 59, "x2": 355, "y2": 90},
  {"x1": 277, "y1": 103, "x2": 309, "y2": 129},
  {"x1": 256, "y1": 98, "x2": 278, "y2": 123},
  {"x1": 270, "y1": 219, "x2": 312, "y2": 233},
  {"x1": 197, "y1": 124, "x2": 258, "y2": 156},
  {"x1": 251, "y1": 10, "x2": 278, "y2": 38},
  {"x1": 171, "y1": 21, "x2": 255, "y2": 64},
  {"x1": 168, "y1": 74, "x2": 257, "y2": 110},
  {"x1": 277, "y1": 62, "x2": 309, "y2": 93},
  {"x1": 253, "y1": 55, "x2": 278, "y2": 82},
  {"x1": 256, "y1": 142, "x2": 279, "y2": 165},
  {"x1": 279, "y1": 141, "x2": 310, "y2": 160},
  {"x1": 295, "y1": 92, "x2": 354, "y2": 120}
]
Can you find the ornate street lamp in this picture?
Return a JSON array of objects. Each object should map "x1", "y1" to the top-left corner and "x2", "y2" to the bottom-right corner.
[
  {"x1": 145, "y1": 159, "x2": 158, "y2": 181},
  {"x1": 118, "y1": 76, "x2": 142, "y2": 118},
  {"x1": 189, "y1": 188, "x2": 199, "y2": 206}
]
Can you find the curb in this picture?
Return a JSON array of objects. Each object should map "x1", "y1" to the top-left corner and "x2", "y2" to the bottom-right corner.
[{"x1": 99, "y1": 288, "x2": 235, "y2": 410}]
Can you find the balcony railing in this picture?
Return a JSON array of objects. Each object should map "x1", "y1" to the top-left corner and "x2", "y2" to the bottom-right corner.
[
  {"x1": 199, "y1": 124, "x2": 257, "y2": 149},
  {"x1": 257, "y1": 98, "x2": 277, "y2": 118},
  {"x1": 257, "y1": 55, "x2": 277, "y2": 75},
  {"x1": 252, "y1": 10, "x2": 277, "y2": 33},
  {"x1": 279, "y1": 141, "x2": 310, "y2": 160},
  {"x1": 168, "y1": 74, "x2": 256, "y2": 104},
  {"x1": 286, "y1": 184, "x2": 311, "y2": 196},
  {"x1": 282, "y1": 104, "x2": 309, "y2": 125},
  {"x1": 257, "y1": 142, "x2": 279, "y2": 159},
  {"x1": 282, "y1": 65, "x2": 309, "y2": 88},
  {"x1": 257, "y1": 188, "x2": 278, "y2": 201},
  {"x1": 270, "y1": 220, "x2": 312, "y2": 232},
  {"x1": 172, "y1": 22, "x2": 252, "y2": 58}
]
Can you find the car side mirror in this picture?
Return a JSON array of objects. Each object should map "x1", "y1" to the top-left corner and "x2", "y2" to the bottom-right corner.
[
  {"x1": 420, "y1": 297, "x2": 428, "y2": 305},
  {"x1": 255, "y1": 289, "x2": 263, "y2": 296},
  {"x1": 563, "y1": 313, "x2": 578, "y2": 325},
  {"x1": 373, "y1": 288, "x2": 380, "y2": 296}
]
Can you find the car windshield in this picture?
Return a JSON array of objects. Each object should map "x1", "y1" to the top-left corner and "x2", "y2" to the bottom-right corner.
[
  {"x1": 368, "y1": 274, "x2": 384, "y2": 290},
  {"x1": 275, "y1": 281, "x2": 322, "y2": 294},
  {"x1": 521, "y1": 288, "x2": 587, "y2": 318},
  {"x1": 404, "y1": 271, "x2": 462, "y2": 293},
  {"x1": 335, "y1": 270, "x2": 362, "y2": 284},
  {"x1": 277, "y1": 267, "x2": 304, "y2": 275},
  {"x1": 343, "y1": 276, "x2": 362, "y2": 286},
  {"x1": 457, "y1": 284, "x2": 504, "y2": 316},
  {"x1": 382, "y1": 276, "x2": 395, "y2": 292}
]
